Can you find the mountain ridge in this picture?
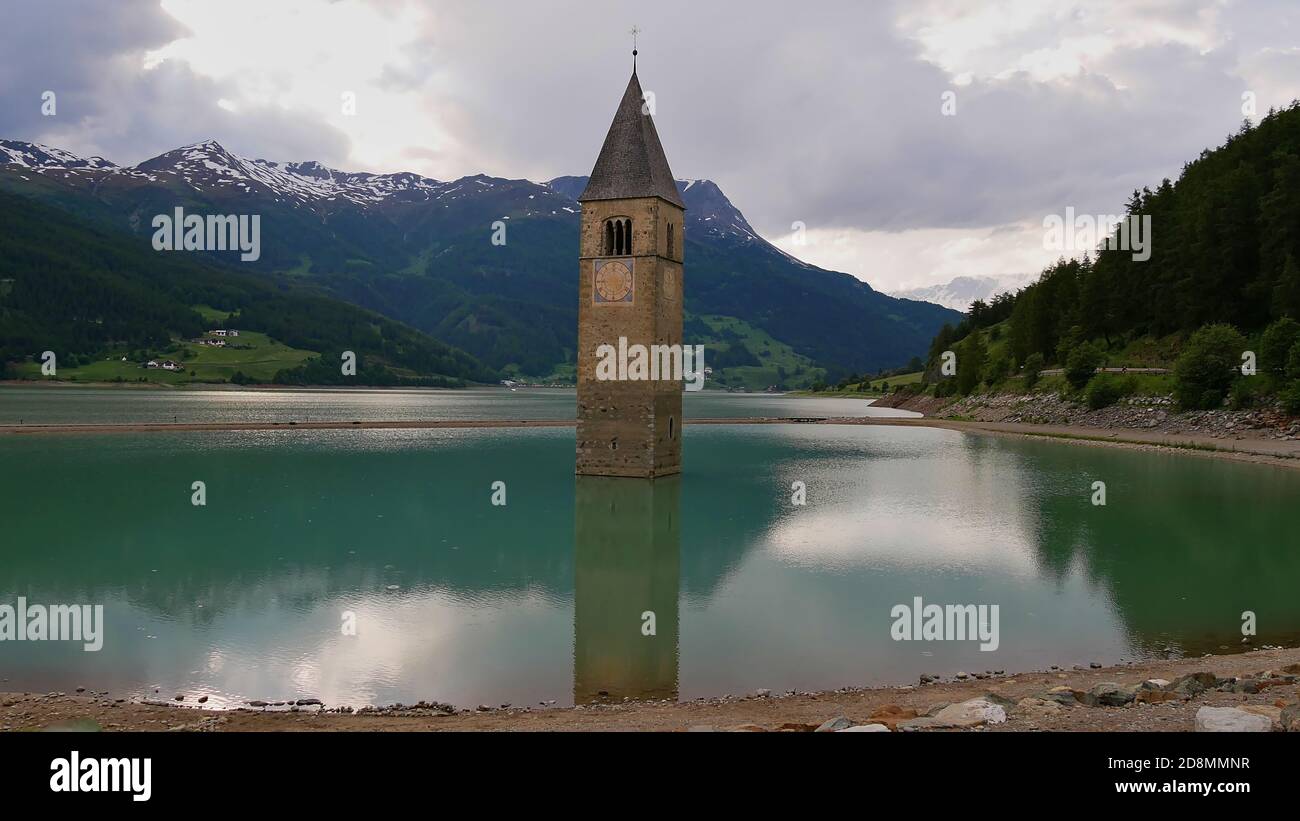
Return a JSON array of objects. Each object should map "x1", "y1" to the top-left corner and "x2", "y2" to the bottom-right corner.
[
  {"x1": 1, "y1": 137, "x2": 962, "y2": 384},
  {"x1": 892, "y1": 274, "x2": 1032, "y2": 312}
]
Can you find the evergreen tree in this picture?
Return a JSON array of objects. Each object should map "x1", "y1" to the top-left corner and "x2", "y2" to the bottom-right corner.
[
  {"x1": 1173, "y1": 324, "x2": 1248, "y2": 409},
  {"x1": 1064, "y1": 342, "x2": 1103, "y2": 390},
  {"x1": 1260, "y1": 317, "x2": 1300, "y2": 380},
  {"x1": 956, "y1": 332, "x2": 987, "y2": 395}
]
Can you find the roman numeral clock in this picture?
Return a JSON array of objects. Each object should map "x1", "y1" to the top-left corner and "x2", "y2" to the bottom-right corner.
[{"x1": 594, "y1": 258, "x2": 634, "y2": 304}]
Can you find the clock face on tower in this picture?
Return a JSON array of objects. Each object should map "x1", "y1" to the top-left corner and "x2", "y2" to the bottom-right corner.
[{"x1": 593, "y1": 258, "x2": 634, "y2": 304}]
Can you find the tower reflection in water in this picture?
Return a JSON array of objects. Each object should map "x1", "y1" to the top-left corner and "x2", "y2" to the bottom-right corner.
[{"x1": 573, "y1": 476, "x2": 681, "y2": 705}]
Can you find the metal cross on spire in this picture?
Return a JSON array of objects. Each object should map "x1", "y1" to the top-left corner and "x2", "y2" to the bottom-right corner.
[{"x1": 630, "y1": 25, "x2": 640, "y2": 69}]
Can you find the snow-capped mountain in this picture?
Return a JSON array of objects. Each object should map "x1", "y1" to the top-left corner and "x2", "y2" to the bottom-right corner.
[
  {"x1": 0, "y1": 137, "x2": 785, "y2": 267},
  {"x1": 891, "y1": 274, "x2": 1030, "y2": 312},
  {"x1": 0, "y1": 138, "x2": 564, "y2": 213},
  {"x1": 0, "y1": 139, "x2": 757, "y2": 233},
  {"x1": 0, "y1": 139, "x2": 117, "y2": 170}
]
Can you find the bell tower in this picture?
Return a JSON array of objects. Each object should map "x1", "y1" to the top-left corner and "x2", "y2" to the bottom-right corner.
[{"x1": 576, "y1": 59, "x2": 685, "y2": 478}]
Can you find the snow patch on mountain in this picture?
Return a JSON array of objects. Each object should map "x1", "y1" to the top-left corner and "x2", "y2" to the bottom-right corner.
[{"x1": 130, "y1": 140, "x2": 454, "y2": 206}]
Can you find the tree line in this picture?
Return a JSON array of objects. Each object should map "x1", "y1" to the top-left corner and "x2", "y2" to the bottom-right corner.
[{"x1": 923, "y1": 102, "x2": 1300, "y2": 411}]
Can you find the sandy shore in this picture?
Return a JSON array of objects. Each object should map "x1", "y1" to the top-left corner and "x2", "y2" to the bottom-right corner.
[{"x1": 3, "y1": 646, "x2": 1297, "y2": 732}]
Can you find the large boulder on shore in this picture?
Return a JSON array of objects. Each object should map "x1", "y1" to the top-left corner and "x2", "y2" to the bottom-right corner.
[
  {"x1": 899, "y1": 698, "x2": 1007, "y2": 730},
  {"x1": 1194, "y1": 706, "x2": 1272, "y2": 732}
]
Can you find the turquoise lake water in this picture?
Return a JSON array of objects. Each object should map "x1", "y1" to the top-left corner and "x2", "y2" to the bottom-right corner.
[{"x1": 0, "y1": 389, "x2": 1297, "y2": 708}]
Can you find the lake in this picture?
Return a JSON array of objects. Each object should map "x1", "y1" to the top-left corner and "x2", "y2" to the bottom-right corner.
[
  {"x1": 1, "y1": 387, "x2": 1298, "y2": 709},
  {"x1": 0, "y1": 385, "x2": 913, "y2": 425}
]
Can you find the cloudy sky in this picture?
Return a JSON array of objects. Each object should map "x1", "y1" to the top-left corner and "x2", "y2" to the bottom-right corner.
[{"x1": 2, "y1": 0, "x2": 1297, "y2": 293}]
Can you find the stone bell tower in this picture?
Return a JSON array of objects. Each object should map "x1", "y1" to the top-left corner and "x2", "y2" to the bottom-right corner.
[{"x1": 576, "y1": 58, "x2": 685, "y2": 478}]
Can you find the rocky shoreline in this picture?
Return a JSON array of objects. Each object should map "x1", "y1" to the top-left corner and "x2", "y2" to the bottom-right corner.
[
  {"x1": 874, "y1": 390, "x2": 1300, "y2": 444},
  {"x1": 4, "y1": 646, "x2": 1299, "y2": 732}
]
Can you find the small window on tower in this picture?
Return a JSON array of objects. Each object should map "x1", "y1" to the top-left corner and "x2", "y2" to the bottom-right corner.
[
  {"x1": 603, "y1": 220, "x2": 614, "y2": 255},
  {"x1": 667, "y1": 223, "x2": 674, "y2": 258}
]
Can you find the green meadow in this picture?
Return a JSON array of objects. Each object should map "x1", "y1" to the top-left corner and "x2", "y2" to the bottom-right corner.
[{"x1": 15, "y1": 316, "x2": 316, "y2": 385}]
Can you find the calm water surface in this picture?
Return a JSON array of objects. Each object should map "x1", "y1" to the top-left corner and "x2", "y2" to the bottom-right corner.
[
  {"x1": 2, "y1": 409, "x2": 1298, "y2": 708},
  {"x1": 0, "y1": 385, "x2": 913, "y2": 425}
]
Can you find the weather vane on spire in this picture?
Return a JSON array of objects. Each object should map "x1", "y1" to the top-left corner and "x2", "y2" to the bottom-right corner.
[{"x1": 630, "y1": 25, "x2": 640, "y2": 68}]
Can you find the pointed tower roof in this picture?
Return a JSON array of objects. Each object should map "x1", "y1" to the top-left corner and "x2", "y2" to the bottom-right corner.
[{"x1": 579, "y1": 70, "x2": 685, "y2": 209}]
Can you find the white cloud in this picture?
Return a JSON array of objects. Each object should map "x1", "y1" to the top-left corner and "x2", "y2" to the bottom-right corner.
[
  {"x1": 770, "y1": 222, "x2": 1054, "y2": 294},
  {"x1": 145, "y1": 0, "x2": 464, "y2": 176}
]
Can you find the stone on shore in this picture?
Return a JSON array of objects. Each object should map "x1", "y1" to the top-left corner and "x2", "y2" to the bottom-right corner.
[
  {"x1": 1238, "y1": 705, "x2": 1283, "y2": 731},
  {"x1": 1170, "y1": 671, "x2": 1219, "y2": 697},
  {"x1": 1016, "y1": 697, "x2": 1063, "y2": 717},
  {"x1": 1194, "y1": 706, "x2": 1272, "y2": 732},
  {"x1": 815, "y1": 716, "x2": 853, "y2": 732},
  {"x1": 899, "y1": 697, "x2": 1007, "y2": 730},
  {"x1": 1085, "y1": 682, "x2": 1135, "y2": 707},
  {"x1": 1039, "y1": 686, "x2": 1083, "y2": 706},
  {"x1": 838, "y1": 723, "x2": 890, "y2": 732},
  {"x1": 1281, "y1": 703, "x2": 1300, "y2": 732}
]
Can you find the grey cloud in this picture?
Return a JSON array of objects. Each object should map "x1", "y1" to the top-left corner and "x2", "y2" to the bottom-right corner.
[
  {"x1": 0, "y1": 0, "x2": 350, "y2": 167},
  {"x1": 416, "y1": 0, "x2": 1284, "y2": 237},
  {"x1": 1, "y1": 0, "x2": 1295, "y2": 239}
]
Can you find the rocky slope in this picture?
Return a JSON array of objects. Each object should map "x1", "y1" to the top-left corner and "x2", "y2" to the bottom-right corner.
[{"x1": 878, "y1": 390, "x2": 1300, "y2": 443}]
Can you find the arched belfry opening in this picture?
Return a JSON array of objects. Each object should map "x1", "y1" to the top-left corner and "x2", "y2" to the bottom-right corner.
[{"x1": 603, "y1": 217, "x2": 632, "y2": 255}]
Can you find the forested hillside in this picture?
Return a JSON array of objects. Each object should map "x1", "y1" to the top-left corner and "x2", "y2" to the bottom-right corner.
[
  {"x1": 924, "y1": 103, "x2": 1300, "y2": 411},
  {"x1": 0, "y1": 190, "x2": 492, "y2": 385}
]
